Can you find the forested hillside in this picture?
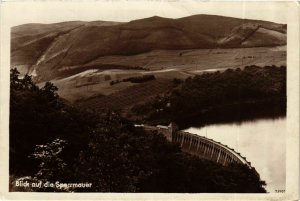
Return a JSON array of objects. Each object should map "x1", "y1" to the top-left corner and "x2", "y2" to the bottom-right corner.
[
  {"x1": 10, "y1": 68, "x2": 266, "y2": 193},
  {"x1": 132, "y1": 65, "x2": 286, "y2": 127}
]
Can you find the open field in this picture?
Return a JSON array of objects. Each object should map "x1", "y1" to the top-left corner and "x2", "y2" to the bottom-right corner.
[
  {"x1": 76, "y1": 78, "x2": 174, "y2": 111},
  {"x1": 86, "y1": 46, "x2": 286, "y2": 72},
  {"x1": 49, "y1": 46, "x2": 285, "y2": 104}
]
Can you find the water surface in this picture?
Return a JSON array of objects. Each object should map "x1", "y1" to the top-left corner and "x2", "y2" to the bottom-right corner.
[{"x1": 184, "y1": 118, "x2": 286, "y2": 193}]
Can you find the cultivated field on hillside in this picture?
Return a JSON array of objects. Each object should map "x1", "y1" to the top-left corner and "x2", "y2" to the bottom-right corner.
[
  {"x1": 76, "y1": 78, "x2": 174, "y2": 112},
  {"x1": 11, "y1": 15, "x2": 286, "y2": 81},
  {"x1": 49, "y1": 46, "x2": 286, "y2": 103},
  {"x1": 86, "y1": 46, "x2": 286, "y2": 71}
]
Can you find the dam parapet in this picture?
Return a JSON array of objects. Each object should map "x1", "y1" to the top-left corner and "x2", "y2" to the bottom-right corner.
[{"x1": 136, "y1": 123, "x2": 252, "y2": 168}]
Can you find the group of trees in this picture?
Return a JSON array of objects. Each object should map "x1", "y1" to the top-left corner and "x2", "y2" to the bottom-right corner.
[
  {"x1": 10, "y1": 68, "x2": 266, "y2": 192},
  {"x1": 132, "y1": 65, "x2": 286, "y2": 127},
  {"x1": 10, "y1": 68, "x2": 96, "y2": 175},
  {"x1": 110, "y1": 74, "x2": 155, "y2": 85}
]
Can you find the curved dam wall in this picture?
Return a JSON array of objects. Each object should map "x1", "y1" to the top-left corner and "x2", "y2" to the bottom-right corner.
[
  {"x1": 173, "y1": 131, "x2": 252, "y2": 167},
  {"x1": 139, "y1": 124, "x2": 252, "y2": 167}
]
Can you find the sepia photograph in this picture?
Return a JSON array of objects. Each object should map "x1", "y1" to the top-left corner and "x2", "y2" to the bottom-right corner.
[{"x1": 0, "y1": 1, "x2": 299, "y2": 200}]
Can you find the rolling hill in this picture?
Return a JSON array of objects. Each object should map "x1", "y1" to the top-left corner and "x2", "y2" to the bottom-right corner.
[{"x1": 11, "y1": 15, "x2": 286, "y2": 81}]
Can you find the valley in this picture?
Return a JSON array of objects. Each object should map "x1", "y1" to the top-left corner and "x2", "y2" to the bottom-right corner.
[{"x1": 9, "y1": 14, "x2": 288, "y2": 193}]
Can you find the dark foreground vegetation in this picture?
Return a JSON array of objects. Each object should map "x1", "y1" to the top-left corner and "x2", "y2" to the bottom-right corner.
[
  {"x1": 132, "y1": 65, "x2": 286, "y2": 128},
  {"x1": 10, "y1": 68, "x2": 266, "y2": 193}
]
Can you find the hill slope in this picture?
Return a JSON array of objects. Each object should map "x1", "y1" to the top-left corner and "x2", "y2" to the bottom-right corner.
[{"x1": 11, "y1": 15, "x2": 286, "y2": 80}]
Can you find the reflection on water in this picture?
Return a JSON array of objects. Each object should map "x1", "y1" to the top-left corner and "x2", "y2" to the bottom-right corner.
[{"x1": 184, "y1": 118, "x2": 286, "y2": 193}]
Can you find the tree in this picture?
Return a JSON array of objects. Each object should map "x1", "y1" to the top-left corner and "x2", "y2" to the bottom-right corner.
[{"x1": 10, "y1": 69, "x2": 94, "y2": 175}]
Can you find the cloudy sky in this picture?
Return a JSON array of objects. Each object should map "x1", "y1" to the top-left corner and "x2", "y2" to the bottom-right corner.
[{"x1": 2, "y1": 1, "x2": 288, "y2": 27}]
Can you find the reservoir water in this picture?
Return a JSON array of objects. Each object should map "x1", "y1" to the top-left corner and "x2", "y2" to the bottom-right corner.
[{"x1": 184, "y1": 117, "x2": 286, "y2": 193}]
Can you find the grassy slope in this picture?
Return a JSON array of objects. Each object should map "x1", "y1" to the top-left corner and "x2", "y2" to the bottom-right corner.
[{"x1": 11, "y1": 15, "x2": 286, "y2": 80}]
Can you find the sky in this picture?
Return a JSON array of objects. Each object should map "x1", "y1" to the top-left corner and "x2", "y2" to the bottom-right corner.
[{"x1": 2, "y1": 1, "x2": 288, "y2": 27}]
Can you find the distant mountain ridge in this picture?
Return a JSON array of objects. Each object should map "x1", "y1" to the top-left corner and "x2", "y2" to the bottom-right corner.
[{"x1": 11, "y1": 15, "x2": 286, "y2": 80}]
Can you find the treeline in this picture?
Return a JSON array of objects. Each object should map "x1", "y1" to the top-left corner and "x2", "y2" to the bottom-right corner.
[
  {"x1": 110, "y1": 74, "x2": 155, "y2": 85},
  {"x1": 10, "y1": 68, "x2": 266, "y2": 193},
  {"x1": 132, "y1": 65, "x2": 286, "y2": 127},
  {"x1": 123, "y1": 74, "x2": 155, "y2": 83}
]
